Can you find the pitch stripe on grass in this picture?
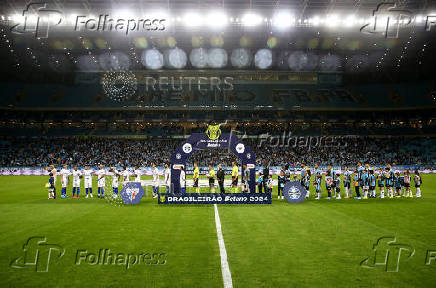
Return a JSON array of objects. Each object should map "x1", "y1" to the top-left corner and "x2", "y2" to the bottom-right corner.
[{"x1": 214, "y1": 204, "x2": 233, "y2": 288}]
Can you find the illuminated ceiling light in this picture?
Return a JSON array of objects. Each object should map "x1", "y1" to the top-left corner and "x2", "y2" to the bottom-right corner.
[
  {"x1": 184, "y1": 12, "x2": 203, "y2": 26},
  {"x1": 12, "y1": 14, "x2": 22, "y2": 22},
  {"x1": 207, "y1": 48, "x2": 228, "y2": 68},
  {"x1": 272, "y1": 12, "x2": 293, "y2": 28},
  {"x1": 141, "y1": 49, "x2": 164, "y2": 70},
  {"x1": 415, "y1": 15, "x2": 423, "y2": 23},
  {"x1": 254, "y1": 49, "x2": 272, "y2": 69},
  {"x1": 325, "y1": 14, "x2": 340, "y2": 27},
  {"x1": 343, "y1": 15, "x2": 357, "y2": 27},
  {"x1": 241, "y1": 13, "x2": 262, "y2": 27},
  {"x1": 310, "y1": 16, "x2": 321, "y2": 26},
  {"x1": 207, "y1": 11, "x2": 227, "y2": 28},
  {"x1": 189, "y1": 48, "x2": 208, "y2": 68},
  {"x1": 165, "y1": 47, "x2": 187, "y2": 69}
]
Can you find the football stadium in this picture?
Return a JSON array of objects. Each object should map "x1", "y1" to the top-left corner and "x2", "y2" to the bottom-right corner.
[{"x1": 0, "y1": 0, "x2": 436, "y2": 287}]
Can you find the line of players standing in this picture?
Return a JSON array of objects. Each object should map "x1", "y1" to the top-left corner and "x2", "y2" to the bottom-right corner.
[
  {"x1": 272, "y1": 161, "x2": 423, "y2": 200},
  {"x1": 46, "y1": 163, "x2": 171, "y2": 199}
]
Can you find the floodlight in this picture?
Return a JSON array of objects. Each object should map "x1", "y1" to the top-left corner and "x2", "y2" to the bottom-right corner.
[
  {"x1": 141, "y1": 49, "x2": 164, "y2": 70},
  {"x1": 241, "y1": 13, "x2": 262, "y2": 27},
  {"x1": 254, "y1": 49, "x2": 272, "y2": 69},
  {"x1": 207, "y1": 48, "x2": 228, "y2": 68},
  {"x1": 231, "y1": 48, "x2": 251, "y2": 68},
  {"x1": 165, "y1": 48, "x2": 187, "y2": 69},
  {"x1": 189, "y1": 48, "x2": 208, "y2": 68}
]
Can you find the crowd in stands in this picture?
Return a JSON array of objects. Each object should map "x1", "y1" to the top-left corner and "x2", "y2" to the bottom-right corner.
[{"x1": 0, "y1": 136, "x2": 434, "y2": 168}]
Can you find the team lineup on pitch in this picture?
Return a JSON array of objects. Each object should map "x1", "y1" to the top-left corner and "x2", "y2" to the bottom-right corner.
[{"x1": 0, "y1": 174, "x2": 435, "y2": 287}]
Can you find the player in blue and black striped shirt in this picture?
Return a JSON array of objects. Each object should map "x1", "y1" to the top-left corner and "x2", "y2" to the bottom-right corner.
[{"x1": 377, "y1": 169, "x2": 385, "y2": 198}]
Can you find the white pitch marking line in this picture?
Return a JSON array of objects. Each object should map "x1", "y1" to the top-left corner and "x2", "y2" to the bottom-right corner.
[{"x1": 214, "y1": 204, "x2": 233, "y2": 288}]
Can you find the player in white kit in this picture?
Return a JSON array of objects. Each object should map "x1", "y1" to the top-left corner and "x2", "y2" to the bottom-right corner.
[
  {"x1": 60, "y1": 164, "x2": 71, "y2": 198},
  {"x1": 179, "y1": 166, "x2": 186, "y2": 194},
  {"x1": 97, "y1": 164, "x2": 106, "y2": 198},
  {"x1": 164, "y1": 164, "x2": 171, "y2": 193},
  {"x1": 83, "y1": 165, "x2": 93, "y2": 198},
  {"x1": 122, "y1": 166, "x2": 130, "y2": 185},
  {"x1": 72, "y1": 166, "x2": 82, "y2": 198},
  {"x1": 134, "y1": 166, "x2": 142, "y2": 183},
  {"x1": 110, "y1": 168, "x2": 121, "y2": 197},
  {"x1": 152, "y1": 163, "x2": 159, "y2": 198}
]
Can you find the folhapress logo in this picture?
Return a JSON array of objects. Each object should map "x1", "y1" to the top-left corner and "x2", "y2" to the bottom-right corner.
[
  {"x1": 10, "y1": 2, "x2": 63, "y2": 38},
  {"x1": 10, "y1": 236, "x2": 65, "y2": 272},
  {"x1": 360, "y1": 236, "x2": 415, "y2": 272}
]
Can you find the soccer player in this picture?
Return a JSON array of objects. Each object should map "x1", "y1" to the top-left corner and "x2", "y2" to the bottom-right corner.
[
  {"x1": 266, "y1": 174, "x2": 273, "y2": 193},
  {"x1": 72, "y1": 166, "x2": 82, "y2": 198},
  {"x1": 300, "y1": 162, "x2": 307, "y2": 187},
  {"x1": 152, "y1": 163, "x2": 159, "y2": 198},
  {"x1": 327, "y1": 164, "x2": 336, "y2": 198},
  {"x1": 231, "y1": 161, "x2": 239, "y2": 193},
  {"x1": 217, "y1": 164, "x2": 225, "y2": 193},
  {"x1": 257, "y1": 173, "x2": 264, "y2": 193},
  {"x1": 325, "y1": 170, "x2": 333, "y2": 199},
  {"x1": 369, "y1": 168, "x2": 376, "y2": 198},
  {"x1": 83, "y1": 165, "x2": 93, "y2": 198},
  {"x1": 404, "y1": 170, "x2": 412, "y2": 197},
  {"x1": 263, "y1": 160, "x2": 270, "y2": 192},
  {"x1": 179, "y1": 166, "x2": 186, "y2": 194},
  {"x1": 208, "y1": 164, "x2": 216, "y2": 192},
  {"x1": 353, "y1": 170, "x2": 361, "y2": 199},
  {"x1": 278, "y1": 168, "x2": 286, "y2": 199},
  {"x1": 242, "y1": 164, "x2": 250, "y2": 193},
  {"x1": 110, "y1": 168, "x2": 121, "y2": 197},
  {"x1": 193, "y1": 162, "x2": 200, "y2": 193},
  {"x1": 134, "y1": 165, "x2": 142, "y2": 183},
  {"x1": 284, "y1": 164, "x2": 291, "y2": 181},
  {"x1": 362, "y1": 168, "x2": 370, "y2": 199},
  {"x1": 385, "y1": 165, "x2": 394, "y2": 198},
  {"x1": 335, "y1": 171, "x2": 341, "y2": 199},
  {"x1": 394, "y1": 171, "x2": 402, "y2": 197},
  {"x1": 304, "y1": 169, "x2": 311, "y2": 198},
  {"x1": 49, "y1": 164, "x2": 58, "y2": 186},
  {"x1": 122, "y1": 166, "x2": 130, "y2": 185},
  {"x1": 343, "y1": 166, "x2": 351, "y2": 198},
  {"x1": 48, "y1": 172, "x2": 55, "y2": 199},
  {"x1": 60, "y1": 164, "x2": 70, "y2": 198},
  {"x1": 357, "y1": 161, "x2": 364, "y2": 193},
  {"x1": 377, "y1": 169, "x2": 385, "y2": 199},
  {"x1": 97, "y1": 164, "x2": 106, "y2": 198},
  {"x1": 414, "y1": 170, "x2": 422, "y2": 198},
  {"x1": 314, "y1": 167, "x2": 322, "y2": 200},
  {"x1": 164, "y1": 164, "x2": 171, "y2": 193}
]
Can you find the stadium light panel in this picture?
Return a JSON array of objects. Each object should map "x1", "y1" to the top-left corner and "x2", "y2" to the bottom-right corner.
[
  {"x1": 141, "y1": 49, "x2": 164, "y2": 70},
  {"x1": 254, "y1": 49, "x2": 272, "y2": 69},
  {"x1": 272, "y1": 12, "x2": 294, "y2": 28},
  {"x1": 207, "y1": 48, "x2": 228, "y2": 68},
  {"x1": 183, "y1": 12, "x2": 203, "y2": 27},
  {"x1": 206, "y1": 12, "x2": 227, "y2": 28},
  {"x1": 165, "y1": 48, "x2": 188, "y2": 69},
  {"x1": 310, "y1": 16, "x2": 321, "y2": 26},
  {"x1": 325, "y1": 14, "x2": 339, "y2": 27},
  {"x1": 241, "y1": 13, "x2": 262, "y2": 27},
  {"x1": 189, "y1": 48, "x2": 208, "y2": 68},
  {"x1": 343, "y1": 15, "x2": 357, "y2": 27}
]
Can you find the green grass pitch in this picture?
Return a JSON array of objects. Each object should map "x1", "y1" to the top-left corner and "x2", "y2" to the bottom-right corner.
[{"x1": 0, "y1": 174, "x2": 435, "y2": 287}]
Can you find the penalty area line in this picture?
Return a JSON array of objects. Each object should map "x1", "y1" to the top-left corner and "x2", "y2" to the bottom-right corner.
[{"x1": 214, "y1": 204, "x2": 233, "y2": 288}]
